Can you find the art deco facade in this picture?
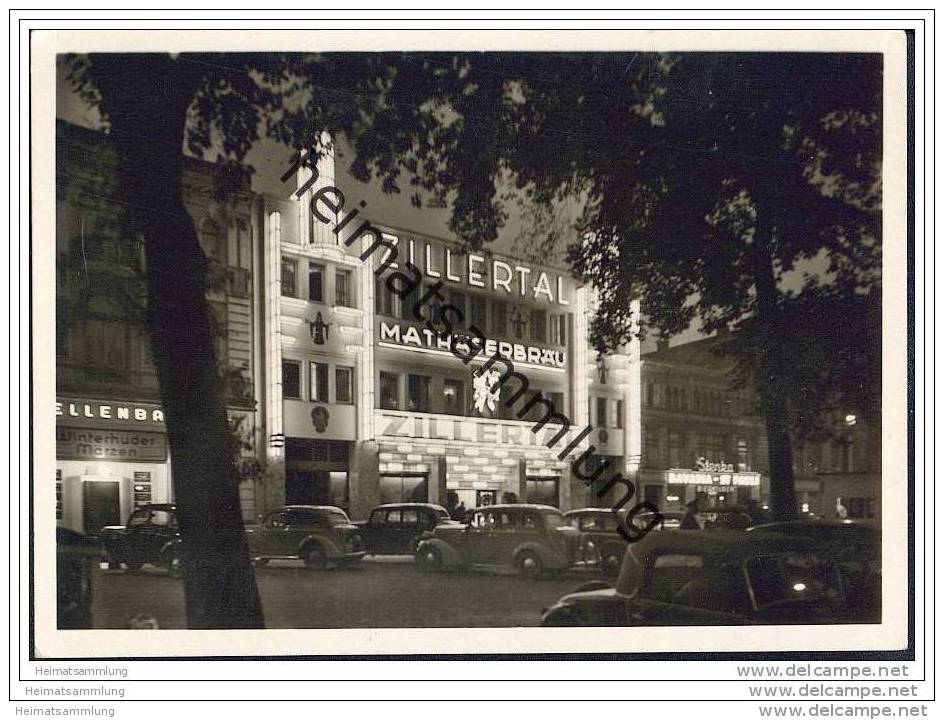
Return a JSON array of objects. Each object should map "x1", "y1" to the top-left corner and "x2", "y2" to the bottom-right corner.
[{"x1": 254, "y1": 145, "x2": 643, "y2": 519}]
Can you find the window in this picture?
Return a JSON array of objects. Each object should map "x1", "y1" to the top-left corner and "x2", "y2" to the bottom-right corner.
[
  {"x1": 421, "y1": 283, "x2": 442, "y2": 325},
  {"x1": 443, "y1": 379, "x2": 465, "y2": 416},
  {"x1": 548, "y1": 392, "x2": 565, "y2": 414},
  {"x1": 379, "y1": 372, "x2": 400, "y2": 410},
  {"x1": 470, "y1": 295, "x2": 488, "y2": 331},
  {"x1": 643, "y1": 429, "x2": 663, "y2": 469},
  {"x1": 208, "y1": 300, "x2": 228, "y2": 365},
  {"x1": 510, "y1": 308, "x2": 528, "y2": 339},
  {"x1": 596, "y1": 397, "x2": 608, "y2": 428},
  {"x1": 616, "y1": 399, "x2": 624, "y2": 429},
  {"x1": 378, "y1": 475, "x2": 429, "y2": 504},
  {"x1": 282, "y1": 360, "x2": 301, "y2": 399},
  {"x1": 280, "y1": 256, "x2": 297, "y2": 297},
  {"x1": 737, "y1": 439, "x2": 751, "y2": 471},
  {"x1": 335, "y1": 366, "x2": 354, "y2": 404},
  {"x1": 643, "y1": 554, "x2": 740, "y2": 611},
  {"x1": 336, "y1": 269, "x2": 353, "y2": 308},
  {"x1": 549, "y1": 314, "x2": 567, "y2": 345},
  {"x1": 401, "y1": 508, "x2": 419, "y2": 526},
  {"x1": 56, "y1": 469, "x2": 62, "y2": 521},
  {"x1": 408, "y1": 374, "x2": 431, "y2": 412},
  {"x1": 492, "y1": 299, "x2": 508, "y2": 336},
  {"x1": 667, "y1": 431, "x2": 683, "y2": 467},
  {"x1": 401, "y1": 282, "x2": 421, "y2": 320},
  {"x1": 530, "y1": 309, "x2": 547, "y2": 342},
  {"x1": 308, "y1": 262, "x2": 324, "y2": 302},
  {"x1": 746, "y1": 553, "x2": 842, "y2": 610},
  {"x1": 375, "y1": 275, "x2": 399, "y2": 316},
  {"x1": 199, "y1": 220, "x2": 225, "y2": 264},
  {"x1": 448, "y1": 291, "x2": 467, "y2": 329},
  {"x1": 310, "y1": 362, "x2": 329, "y2": 402}
]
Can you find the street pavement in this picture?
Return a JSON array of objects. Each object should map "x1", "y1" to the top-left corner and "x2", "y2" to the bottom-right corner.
[{"x1": 91, "y1": 556, "x2": 594, "y2": 629}]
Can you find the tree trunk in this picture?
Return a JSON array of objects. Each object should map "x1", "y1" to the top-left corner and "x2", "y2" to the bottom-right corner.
[
  {"x1": 750, "y1": 221, "x2": 798, "y2": 522},
  {"x1": 103, "y1": 55, "x2": 265, "y2": 628}
]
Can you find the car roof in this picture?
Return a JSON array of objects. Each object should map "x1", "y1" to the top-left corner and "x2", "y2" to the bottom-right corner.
[
  {"x1": 373, "y1": 503, "x2": 448, "y2": 510},
  {"x1": 471, "y1": 503, "x2": 563, "y2": 513},
  {"x1": 135, "y1": 503, "x2": 176, "y2": 512},
  {"x1": 565, "y1": 508, "x2": 621, "y2": 516},
  {"x1": 748, "y1": 519, "x2": 880, "y2": 541},
  {"x1": 281, "y1": 505, "x2": 348, "y2": 513},
  {"x1": 615, "y1": 523, "x2": 874, "y2": 596}
]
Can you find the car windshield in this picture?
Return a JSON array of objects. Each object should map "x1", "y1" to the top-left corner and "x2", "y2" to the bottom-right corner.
[
  {"x1": 542, "y1": 511, "x2": 566, "y2": 530},
  {"x1": 746, "y1": 552, "x2": 844, "y2": 610},
  {"x1": 433, "y1": 507, "x2": 450, "y2": 521}
]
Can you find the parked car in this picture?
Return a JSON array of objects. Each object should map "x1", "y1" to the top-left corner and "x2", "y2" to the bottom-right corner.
[
  {"x1": 540, "y1": 521, "x2": 880, "y2": 626},
  {"x1": 414, "y1": 503, "x2": 598, "y2": 577},
  {"x1": 565, "y1": 508, "x2": 631, "y2": 576},
  {"x1": 246, "y1": 505, "x2": 366, "y2": 570},
  {"x1": 99, "y1": 503, "x2": 181, "y2": 576},
  {"x1": 354, "y1": 503, "x2": 453, "y2": 555}
]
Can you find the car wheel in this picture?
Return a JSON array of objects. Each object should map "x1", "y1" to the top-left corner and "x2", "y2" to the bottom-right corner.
[
  {"x1": 303, "y1": 545, "x2": 327, "y2": 570},
  {"x1": 416, "y1": 546, "x2": 443, "y2": 572},
  {"x1": 601, "y1": 551, "x2": 621, "y2": 577},
  {"x1": 123, "y1": 562, "x2": 143, "y2": 571},
  {"x1": 516, "y1": 551, "x2": 543, "y2": 579}
]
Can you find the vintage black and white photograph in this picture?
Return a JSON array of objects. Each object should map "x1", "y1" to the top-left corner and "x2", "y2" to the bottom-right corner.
[{"x1": 35, "y1": 27, "x2": 910, "y2": 657}]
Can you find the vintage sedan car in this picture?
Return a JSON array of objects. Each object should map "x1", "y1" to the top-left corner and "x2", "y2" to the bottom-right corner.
[
  {"x1": 540, "y1": 522, "x2": 880, "y2": 626},
  {"x1": 354, "y1": 503, "x2": 453, "y2": 555},
  {"x1": 414, "y1": 503, "x2": 597, "y2": 577},
  {"x1": 99, "y1": 503, "x2": 181, "y2": 576},
  {"x1": 246, "y1": 505, "x2": 366, "y2": 570}
]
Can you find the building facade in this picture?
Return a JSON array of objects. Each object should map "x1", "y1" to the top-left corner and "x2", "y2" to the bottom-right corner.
[
  {"x1": 638, "y1": 336, "x2": 881, "y2": 521},
  {"x1": 55, "y1": 122, "x2": 261, "y2": 534},
  {"x1": 638, "y1": 338, "x2": 768, "y2": 513},
  {"x1": 792, "y1": 412, "x2": 881, "y2": 522},
  {"x1": 254, "y1": 145, "x2": 643, "y2": 520}
]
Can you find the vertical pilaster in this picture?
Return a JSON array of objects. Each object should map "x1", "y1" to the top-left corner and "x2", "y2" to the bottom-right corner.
[
  {"x1": 625, "y1": 298, "x2": 642, "y2": 482},
  {"x1": 265, "y1": 210, "x2": 284, "y2": 463}
]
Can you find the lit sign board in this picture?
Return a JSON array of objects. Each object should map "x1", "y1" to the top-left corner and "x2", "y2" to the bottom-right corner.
[
  {"x1": 666, "y1": 469, "x2": 761, "y2": 487},
  {"x1": 376, "y1": 410, "x2": 586, "y2": 453},
  {"x1": 375, "y1": 233, "x2": 572, "y2": 306},
  {"x1": 378, "y1": 321, "x2": 567, "y2": 370},
  {"x1": 56, "y1": 427, "x2": 168, "y2": 462},
  {"x1": 56, "y1": 399, "x2": 165, "y2": 428}
]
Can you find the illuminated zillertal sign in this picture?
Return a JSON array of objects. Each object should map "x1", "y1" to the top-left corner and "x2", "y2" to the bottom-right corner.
[
  {"x1": 376, "y1": 234, "x2": 572, "y2": 306},
  {"x1": 378, "y1": 321, "x2": 567, "y2": 370}
]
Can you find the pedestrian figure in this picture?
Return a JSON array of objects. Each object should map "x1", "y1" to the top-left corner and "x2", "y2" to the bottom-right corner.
[
  {"x1": 680, "y1": 499, "x2": 700, "y2": 530},
  {"x1": 835, "y1": 496, "x2": 849, "y2": 520}
]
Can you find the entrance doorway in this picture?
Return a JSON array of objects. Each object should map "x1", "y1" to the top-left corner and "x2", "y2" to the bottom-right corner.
[{"x1": 82, "y1": 480, "x2": 121, "y2": 534}]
